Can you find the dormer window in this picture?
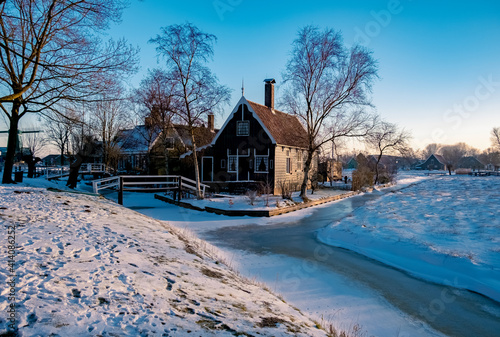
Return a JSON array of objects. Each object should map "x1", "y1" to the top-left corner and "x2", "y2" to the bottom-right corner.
[{"x1": 236, "y1": 121, "x2": 249, "y2": 136}]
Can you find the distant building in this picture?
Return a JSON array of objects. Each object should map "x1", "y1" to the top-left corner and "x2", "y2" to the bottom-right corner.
[
  {"x1": 41, "y1": 154, "x2": 71, "y2": 166},
  {"x1": 457, "y1": 156, "x2": 485, "y2": 171},
  {"x1": 116, "y1": 119, "x2": 217, "y2": 175},
  {"x1": 415, "y1": 154, "x2": 447, "y2": 171}
]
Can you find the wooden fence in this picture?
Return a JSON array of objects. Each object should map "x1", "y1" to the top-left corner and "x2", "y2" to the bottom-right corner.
[{"x1": 92, "y1": 175, "x2": 209, "y2": 205}]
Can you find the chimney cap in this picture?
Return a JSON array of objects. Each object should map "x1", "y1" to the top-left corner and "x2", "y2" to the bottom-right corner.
[{"x1": 264, "y1": 78, "x2": 276, "y2": 84}]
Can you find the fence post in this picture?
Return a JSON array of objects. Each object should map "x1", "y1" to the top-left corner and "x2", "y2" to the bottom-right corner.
[
  {"x1": 118, "y1": 176, "x2": 124, "y2": 205},
  {"x1": 178, "y1": 176, "x2": 182, "y2": 201}
]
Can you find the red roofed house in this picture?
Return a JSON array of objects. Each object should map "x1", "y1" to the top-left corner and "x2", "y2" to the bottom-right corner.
[{"x1": 199, "y1": 79, "x2": 316, "y2": 194}]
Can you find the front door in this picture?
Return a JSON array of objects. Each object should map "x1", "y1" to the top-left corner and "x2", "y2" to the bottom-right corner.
[{"x1": 202, "y1": 157, "x2": 213, "y2": 182}]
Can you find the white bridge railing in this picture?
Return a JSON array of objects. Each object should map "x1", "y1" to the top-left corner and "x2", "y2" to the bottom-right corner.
[
  {"x1": 37, "y1": 163, "x2": 107, "y2": 180},
  {"x1": 92, "y1": 175, "x2": 209, "y2": 205}
]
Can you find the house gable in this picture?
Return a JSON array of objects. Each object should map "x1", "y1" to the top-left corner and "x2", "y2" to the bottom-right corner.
[{"x1": 211, "y1": 96, "x2": 276, "y2": 146}]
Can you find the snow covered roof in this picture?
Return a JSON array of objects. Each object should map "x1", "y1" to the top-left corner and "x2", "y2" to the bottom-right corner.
[{"x1": 117, "y1": 125, "x2": 160, "y2": 154}]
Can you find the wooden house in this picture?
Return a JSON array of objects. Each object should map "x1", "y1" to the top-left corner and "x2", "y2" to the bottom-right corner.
[
  {"x1": 416, "y1": 154, "x2": 447, "y2": 171},
  {"x1": 457, "y1": 156, "x2": 485, "y2": 171},
  {"x1": 199, "y1": 79, "x2": 316, "y2": 194},
  {"x1": 117, "y1": 117, "x2": 217, "y2": 175}
]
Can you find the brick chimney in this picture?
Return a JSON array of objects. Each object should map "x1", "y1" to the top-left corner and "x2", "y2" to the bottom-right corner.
[
  {"x1": 264, "y1": 78, "x2": 276, "y2": 109},
  {"x1": 207, "y1": 114, "x2": 215, "y2": 133}
]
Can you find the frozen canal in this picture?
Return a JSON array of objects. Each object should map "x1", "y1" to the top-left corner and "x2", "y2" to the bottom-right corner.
[{"x1": 129, "y1": 176, "x2": 500, "y2": 337}]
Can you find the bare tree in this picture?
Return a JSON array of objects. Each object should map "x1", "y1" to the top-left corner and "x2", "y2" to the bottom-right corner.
[
  {"x1": 478, "y1": 147, "x2": 500, "y2": 169},
  {"x1": 281, "y1": 25, "x2": 378, "y2": 199},
  {"x1": 21, "y1": 124, "x2": 46, "y2": 178},
  {"x1": 366, "y1": 121, "x2": 411, "y2": 184},
  {"x1": 150, "y1": 23, "x2": 230, "y2": 198},
  {"x1": 439, "y1": 143, "x2": 471, "y2": 175},
  {"x1": 0, "y1": 0, "x2": 138, "y2": 183},
  {"x1": 422, "y1": 143, "x2": 440, "y2": 160},
  {"x1": 492, "y1": 127, "x2": 500, "y2": 150},
  {"x1": 45, "y1": 110, "x2": 76, "y2": 166},
  {"x1": 66, "y1": 108, "x2": 94, "y2": 189},
  {"x1": 134, "y1": 68, "x2": 177, "y2": 175},
  {"x1": 89, "y1": 90, "x2": 131, "y2": 172}
]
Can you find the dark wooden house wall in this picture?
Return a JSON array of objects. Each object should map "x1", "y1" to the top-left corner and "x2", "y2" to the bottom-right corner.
[{"x1": 204, "y1": 103, "x2": 275, "y2": 187}]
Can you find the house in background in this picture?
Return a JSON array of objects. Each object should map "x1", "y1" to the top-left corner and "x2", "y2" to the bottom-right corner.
[
  {"x1": 117, "y1": 117, "x2": 217, "y2": 175},
  {"x1": 457, "y1": 156, "x2": 485, "y2": 171},
  {"x1": 41, "y1": 154, "x2": 71, "y2": 166},
  {"x1": 415, "y1": 154, "x2": 447, "y2": 171},
  {"x1": 197, "y1": 79, "x2": 317, "y2": 194},
  {"x1": 346, "y1": 157, "x2": 358, "y2": 169}
]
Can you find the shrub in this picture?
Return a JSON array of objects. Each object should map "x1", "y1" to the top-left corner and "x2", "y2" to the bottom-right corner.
[
  {"x1": 352, "y1": 166, "x2": 374, "y2": 191},
  {"x1": 277, "y1": 179, "x2": 293, "y2": 200},
  {"x1": 245, "y1": 190, "x2": 258, "y2": 206}
]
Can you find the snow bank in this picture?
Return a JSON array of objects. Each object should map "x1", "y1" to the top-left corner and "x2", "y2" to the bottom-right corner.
[
  {"x1": 0, "y1": 179, "x2": 328, "y2": 336},
  {"x1": 317, "y1": 175, "x2": 500, "y2": 302}
]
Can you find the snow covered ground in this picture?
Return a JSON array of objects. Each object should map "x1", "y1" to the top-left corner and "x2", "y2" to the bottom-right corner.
[
  {"x1": 318, "y1": 175, "x2": 500, "y2": 303},
  {"x1": 4, "y1": 172, "x2": 498, "y2": 336},
  {"x1": 0, "y1": 178, "x2": 329, "y2": 336}
]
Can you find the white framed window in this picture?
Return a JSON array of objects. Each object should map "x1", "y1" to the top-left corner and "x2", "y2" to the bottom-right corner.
[
  {"x1": 255, "y1": 156, "x2": 269, "y2": 173},
  {"x1": 164, "y1": 137, "x2": 174, "y2": 150},
  {"x1": 221, "y1": 159, "x2": 226, "y2": 169},
  {"x1": 228, "y1": 156, "x2": 237, "y2": 172},
  {"x1": 297, "y1": 151, "x2": 303, "y2": 171},
  {"x1": 236, "y1": 121, "x2": 249, "y2": 136}
]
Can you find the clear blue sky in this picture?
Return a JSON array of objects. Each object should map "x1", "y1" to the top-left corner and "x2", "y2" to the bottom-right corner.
[{"x1": 4, "y1": 0, "x2": 499, "y2": 152}]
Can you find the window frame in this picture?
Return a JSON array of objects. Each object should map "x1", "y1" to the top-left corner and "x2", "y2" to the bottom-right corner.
[
  {"x1": 236, "y1": 120, "x2": 250, "y2": 136},
  {"x1": 254, "y1": 155, "x2": 269, "y2": 173},
  {"x1": 228, "y1": 155, "x2": 238, "y2": 173}
]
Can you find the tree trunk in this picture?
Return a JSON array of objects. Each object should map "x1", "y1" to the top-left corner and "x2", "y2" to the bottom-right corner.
[
  {"x1": 60, "y1": 145, "x2": 65, "y2": 167},
  {"x1": 23, "y1": 155, "x2": 41, "y2": 178},
  {"x1": 2, "y1": 105, "x2": 21, "y2": 184},
  {"x1": 67, "y1": 153, "x2": 84, "y2": 189},
  {"x1": 190, "y1": 129, "x2": 202, "y2": 199},
  {"x1": 164, "y1": 145, "x2": 169, "y2": 176},
  {"x1": 299, "y1": 150, "x2": 314, "y2": 199},
  {"x1": 375, "y1": 153, "x2": 383, "y2": 184}
]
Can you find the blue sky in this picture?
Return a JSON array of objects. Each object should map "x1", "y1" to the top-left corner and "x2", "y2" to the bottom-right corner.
[{"x1": 4, "y1": 0, "x2": 500, "y2": 152}]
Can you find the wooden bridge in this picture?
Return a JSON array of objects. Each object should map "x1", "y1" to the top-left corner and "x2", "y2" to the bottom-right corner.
[
  {"x1": 468, "y1": 170, "x2": 500, "y2": 177},
  {"x1": 92, "y1": 175, "x2": 209, "y2": 205}
]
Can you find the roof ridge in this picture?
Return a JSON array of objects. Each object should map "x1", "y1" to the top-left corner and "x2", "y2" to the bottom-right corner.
[{"x1": 246, "y1": 100, "x2": 287, "y2": 115}]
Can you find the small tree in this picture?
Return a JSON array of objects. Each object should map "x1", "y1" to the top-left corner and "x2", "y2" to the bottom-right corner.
[
  {"x1": 21, "y1": 126, "x2": 46, "y2": 178},
  {"x1": 45, "y1": 111, "x2": 74, "y2": 167},
  {"x1": 492, "y1": 127, "x2": 500, "y2": 150},
  {"x1": 89, "y1": 90, "x2": 131, "y2": 172},
  {"x1": 150, "y1": 23, "x2": 230, "y2": 198},
  {"x1": 281, "y1": 25, "x2": 379, "y2": 200},
  {"x1": 134, "y1": 68, "x2": 177, "y2": 175},
  {"x1": 366, "y1": 121, "x2": 411, "y2": 184}
]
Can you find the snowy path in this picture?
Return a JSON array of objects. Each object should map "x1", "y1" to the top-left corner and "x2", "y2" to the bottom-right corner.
[{"x1": 0, "y1": 181, "x2": 330, "y2": 336}]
